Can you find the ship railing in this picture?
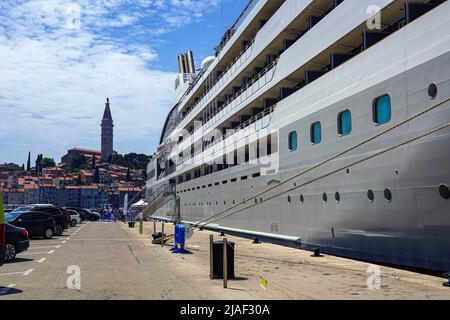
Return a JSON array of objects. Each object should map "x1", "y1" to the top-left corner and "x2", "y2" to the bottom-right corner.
[
  {"x1": 175, "y1": 58, "x2": 278, "y2": 155},
  {"x1": 146, "y1": 184, "x2": 175, "y2": 206},
  {"x1": 178, "y1": 39, "x2": 255, "y2": 130},
  {"x1": 174, "y1": 58, "x2": 277, "y2": 162},
  {"x1": 177, "y1": 104, "x2": 275, "y2": 167},
  {"x1": 203, "y1": 58, "x2": 278, "y2": 132},
  {"x1": 214, "y1": 0, "x2": 258, "y2": 55},
  {"x1": 224, "y1": 104, "x2": 275, "y2": 139},
  {"x1": 178, "y1": 0, "x2": 265, "y2": 127}
]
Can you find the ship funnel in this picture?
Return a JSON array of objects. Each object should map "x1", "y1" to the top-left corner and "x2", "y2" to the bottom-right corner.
[
  {"x1": 178, "y1": 54, "x2": 187, "y2": 74},
  {"x1": 185, "y1": 50, "x2": 195, "y2": 74}
]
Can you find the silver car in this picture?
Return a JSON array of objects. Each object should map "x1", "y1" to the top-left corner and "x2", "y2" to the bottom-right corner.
[{"x1": 67, "y1": 210, "x2": 81, "y2": 227}]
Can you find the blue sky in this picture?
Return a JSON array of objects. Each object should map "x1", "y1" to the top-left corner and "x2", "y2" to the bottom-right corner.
[{"x1": 0, "y1": 0, "x2": 246, "y2": 165}]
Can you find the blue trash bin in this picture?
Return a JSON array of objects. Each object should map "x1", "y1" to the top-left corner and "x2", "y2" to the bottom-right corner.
[{"x1": 171, "y1": 224, "x2": 188, "y2": 254}]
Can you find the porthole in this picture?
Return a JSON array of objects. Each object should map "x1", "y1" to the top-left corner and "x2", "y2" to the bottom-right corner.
[
  {"x1": 384, "y1": 188, "x2": 392, "y2": 202},
  {"x1": 367, "y1": 189, "x2": 374, "y2": 202},
  {"x1": 439, "y1": 184, "x2": 450, "y2": 200},
  {"x1": 260, "y1": 197, "x2": 263, "y2": 203},
  {"x1": 346, "y1": 168, "x2": 350, "y2": 175},
  {"x1": 224, "y1": 201, "x2": 226, "y2": 205},
  {"x1": 322, "y1": 192, "x2": 328, "y2": 203},
  {"x1": 335, "y1": 192, "x2": 340, "y2": 203},
  {"x1": 288, "y1": 195, "x2": 291, "y2": 204},
  {"x1": 255, "y1": 198, "x2": 258, "y2": 204},
  {"x1": 300, "y1": 194, "x2": 304, "y2": 204},
  {"x1": 428, "y1": 83, "x2": 438, "y2": 99},
  {"x1": 216, "y1": 201, "x2": 218, "y2": 205},
  {"x1": 233, "y1": 200, "x2": 235, "y2": 204}
]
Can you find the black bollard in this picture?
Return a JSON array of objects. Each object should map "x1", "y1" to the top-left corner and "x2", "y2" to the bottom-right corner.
[
  {"x1": 311, "y1": 248, "x2": 323, "y2": 257},
  {"x1": 252, "y1": 238, "x2": 261, "y2": 244},
  {"x1": 443, "y1": 272, "x2": 450, "y2": 287},
  {"x1": 220, "y1": 231, "x2": 225, "y2": 237}
]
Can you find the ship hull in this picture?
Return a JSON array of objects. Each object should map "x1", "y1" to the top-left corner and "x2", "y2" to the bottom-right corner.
[
  {"x1": 155, "y1": 51, "x2": 450, "y2": 272},
  {"x1": 150, "y1": 1, "x2": 450, "y2": 272}
]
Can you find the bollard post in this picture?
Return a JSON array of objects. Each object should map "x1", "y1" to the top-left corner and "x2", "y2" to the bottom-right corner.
[
  {"x1": 139, "y1": 215, "x2": 143, "y2": 235},
  {"x1": 209, "y1": 235, "x2": 214, "y2": 279},
  {"x1": 223, "y1": 238, "x2": 228, "y2": 289},
  {"x1": 161, "y1": 222, "x2": 165, "y2": 247}
]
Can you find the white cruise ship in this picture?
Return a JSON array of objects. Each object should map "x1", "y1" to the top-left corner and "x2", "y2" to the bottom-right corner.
[{"x1": 144, "y1": 0, "x2": 450, "y2": 272}]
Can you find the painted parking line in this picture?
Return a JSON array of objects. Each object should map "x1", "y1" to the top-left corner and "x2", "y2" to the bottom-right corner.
[
  {"x1": 36, "y1": 258, "x2": 46, "y2": 263},
  {"x1": 28, "y1": 245, "x2": 61, "y2": 250},
  {"x1": 23, "y1": 269, "x2": 34, "y2": 276},
  {"x1": 0, "y1": 271, "x2": 27, "y2": 276},
  {"x1": 29, "y1": 241, "x2": 64, "y2": 245},
  {"x1": 0, "y1": 269, "x2": 33, "y2": 276},
  {"x1": 19, "y1": 250, "x2": 55, "y2": 256}
]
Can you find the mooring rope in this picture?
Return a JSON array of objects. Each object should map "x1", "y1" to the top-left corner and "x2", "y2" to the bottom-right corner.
[
  {"x1": 198, "y1": 121, "x2": 450, "y2": 226},
  {"x1": 191, "y1": 97, "x2": 450, "y2": 228}
]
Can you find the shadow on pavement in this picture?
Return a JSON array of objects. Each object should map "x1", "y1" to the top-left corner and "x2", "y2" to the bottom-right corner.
[
  {"x1": 0, "y1": 287, "x2": 23, "y2": 296},
  {"x1": 5, "y1": 257, "x2": 35, "y2": 264}
]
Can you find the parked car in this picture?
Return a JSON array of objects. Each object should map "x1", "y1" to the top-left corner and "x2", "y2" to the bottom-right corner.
[
  {"x1": 25, "y1": 205, "x2": 68, "y2": 236},
  {"x1": 1, "y1": 203, "x2": 4, "y2": 266},
  {"x1": 84, "y1": 209, "x2": 100, "y2": 221},
  {"x1": 59, "y1": 208, "x2": 71, "y2": 227},
  {"x1": 67, "y1": 210, "x2": 81, "y2": 227},
  {"x1": 10, "y1": 205, "x2": 68, "y2": 236},
  {"x1": 64, "y1": 207, "x2": 99, "y2": 221},
  {"x1": 63, "y1": 207, "x2": 86, "y2": 221},
  {"x1": 5, "y1": 210, "x2": 55, "y2": 239},
  {"x1": 4, "y1": 223, "x2": 30, "y2": 262},
  {"x1": 4, "y1": 205, "x2": 15, "y2": 213}
]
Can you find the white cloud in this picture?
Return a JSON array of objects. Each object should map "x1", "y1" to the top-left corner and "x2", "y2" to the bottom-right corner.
[{"x1": 0, "y1": 0, "x2": 220, "y2": 164}]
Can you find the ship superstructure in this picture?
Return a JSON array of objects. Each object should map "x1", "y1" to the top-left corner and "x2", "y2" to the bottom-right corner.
[{"x1": 146, "y1": 0, "x2": 450, "y2": 272}]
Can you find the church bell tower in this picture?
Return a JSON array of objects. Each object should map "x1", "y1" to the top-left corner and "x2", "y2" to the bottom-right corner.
[{"x1": 101, "y1": 98, "x2": 114, "y2": 162}]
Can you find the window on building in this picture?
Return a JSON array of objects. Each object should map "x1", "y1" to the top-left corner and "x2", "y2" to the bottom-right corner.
[
  {"x1": 338, "y1": 110, "x2": 352, "y2": 135},
  {"x1": 310, "y1": 122, "x2": 322, "y2": 144},
  {"x1": 288, "y1": 131, "x2": 298, "y2": 151},
  {"x1": 373, "y1": 94, "x2": 391, "y2": 125}
]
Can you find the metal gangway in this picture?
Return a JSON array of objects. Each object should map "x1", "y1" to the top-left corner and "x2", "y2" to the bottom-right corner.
[{"x1": 140, "y1": 183, "x2": 176, "y2": 220}]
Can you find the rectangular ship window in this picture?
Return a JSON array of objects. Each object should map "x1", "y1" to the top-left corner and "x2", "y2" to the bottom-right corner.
[
  {"x1": 373, "y1": 94, "x2": 391, "y2": 125},
  {"x1": 338, "y1": 110, "x2": 352, "y2": 136},
  {"x1": 310, "y1": 121, "x2": 322, "y2": 144}
]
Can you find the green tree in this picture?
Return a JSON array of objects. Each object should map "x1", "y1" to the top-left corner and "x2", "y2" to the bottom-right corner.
[
  {"x1": 111, "y1": 153, "x2": 151, "y2": 170},
  {"x1": 42, "y1": 157, "x2": 56, "y2": 168},
  {"x1": 0, "y1": 163, "x2": 21, "y2": 171},
  {"x1": 126, "y1": 167, "x2": 131, "y2": 181},
  {"x1": 94, "y1": 167, "x2": 100, "y2": 183},
  {"x1": 35, "y1": 154, "x2": 43, "y2": 175},
  {"x1": 70, "y1": 154, "x2": 87, "y2": 169},
  {"x1": 26, "y1": 151, "x2": 31, "y2": 171}
]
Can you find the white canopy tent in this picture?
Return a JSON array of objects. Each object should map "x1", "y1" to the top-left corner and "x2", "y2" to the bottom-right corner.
[{"x1": 131, "y1": 199, "x2": 149, "y2": 208}]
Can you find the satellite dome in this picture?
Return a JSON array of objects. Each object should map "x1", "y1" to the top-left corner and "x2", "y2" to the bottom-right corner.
[{"x1": 201, "y1": 56, "x2": 215, "y2": 70}]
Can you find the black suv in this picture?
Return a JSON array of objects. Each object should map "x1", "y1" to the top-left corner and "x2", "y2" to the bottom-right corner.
[
  {"x1": 30, "y1": 205, "x2": 68, "y2": 236},
  {"x1": 5, "y1": 209, "x2": 55, "y2": 239},
  {"x1": 11, "y1": 205, "x2": 68, "y2": 236}
]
